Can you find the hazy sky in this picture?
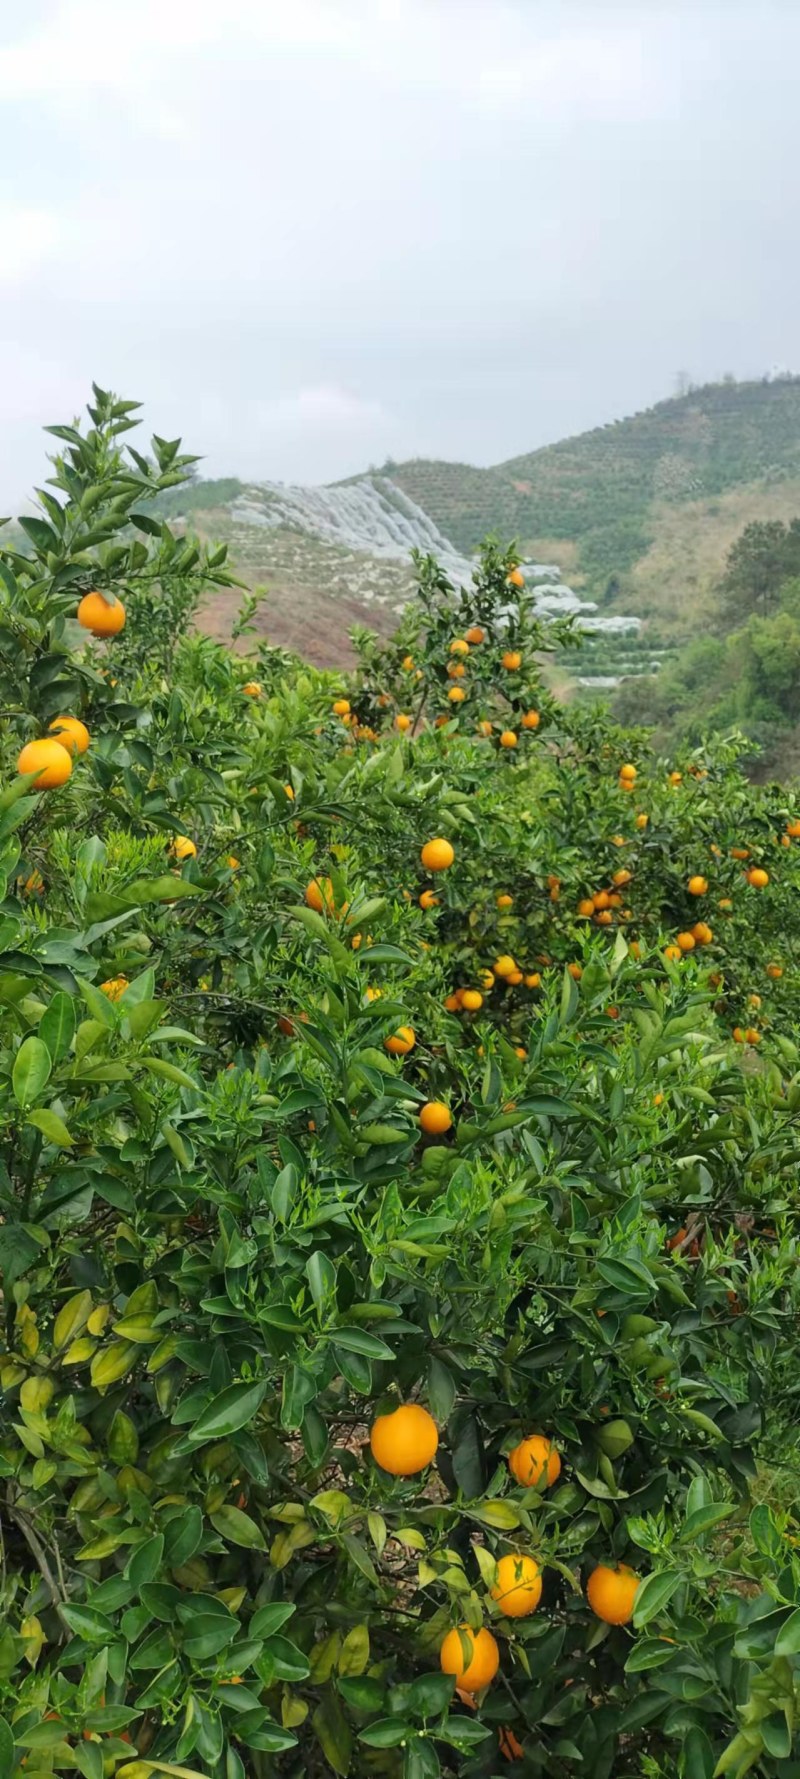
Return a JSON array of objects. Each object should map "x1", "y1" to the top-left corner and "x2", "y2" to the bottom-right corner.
[{"x1": 1, "y1": 0, "x2": 798, "y2": 503}]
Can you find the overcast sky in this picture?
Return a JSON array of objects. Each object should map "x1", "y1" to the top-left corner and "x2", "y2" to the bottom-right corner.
[{"x1": 1, "y1": 0, "x2": 798, "y2": 504}]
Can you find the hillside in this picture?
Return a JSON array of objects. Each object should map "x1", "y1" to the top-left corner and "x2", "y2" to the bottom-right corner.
[
  {"x1": 174, "y1": 377, "x2": 800, "y2": 674},
  {"x1": 387, "y1": 375, "x2": 800, "y2": 600}
]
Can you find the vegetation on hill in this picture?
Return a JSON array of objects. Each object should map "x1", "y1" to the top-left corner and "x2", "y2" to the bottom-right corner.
[
  {"x1": 614, "y1": 518, "x2": 800, "y2": 771},
  {"x1": 5, "y1": 390, "x2": 800, "y2": 1778},
  {"x1": 388, "y1": 376, "x2": 800, "y2": 598}
]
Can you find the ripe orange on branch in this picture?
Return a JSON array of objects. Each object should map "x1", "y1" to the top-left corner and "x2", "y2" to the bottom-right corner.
[
  {"x1": 587, "y1": 1563, "x2": 639, "y2": 1625},
  {"x1": 508, "y1": 1434, "x2": 561, "y2": 1488},
  {"x1": 370, "y1": 1403, "x2": 438, "y2": 1475},
  {"x1": 491, "y1": 1552, "x2": 542, "y2": 1617},
  {"x1": 420, "y1": 838, "x2": 454, "y2": 872},
  {"x1": 440, "y1": 1625, "x2": 500, "y2": 1691},
  {"x1": 48, "y1": 716, "x2": 90, "y2": 755},
  {"x1": 18, "y1": 739, "x2": 73, "y2": 788},
  {"x1": 77, "y1": 590, "x2": 125, "y2": 635}
]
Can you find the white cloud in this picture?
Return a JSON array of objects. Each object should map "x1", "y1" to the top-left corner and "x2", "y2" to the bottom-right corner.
[{"x1": 0, "y1": 206, "x2": 60, "y2": 283}]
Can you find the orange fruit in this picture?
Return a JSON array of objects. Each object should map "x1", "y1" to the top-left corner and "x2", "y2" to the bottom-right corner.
[
  {"x1": 730, "y1": 846, "x2": 750, "y2": 860},
  {"x1": 786, "y1": 820, "x2": 800, "y2": 838},
  {"x1": 419, "y1": 1101, "x2": 452, "y2": 1135},
  {"x1": 612, "y1": 869, "x2": 632, "y2": 888},
  {"x1": 587, "y1": 1563, "x2": 639, "y2": 1625},
  {"x1": 305, "y1": 876, "x2": 348, "y2": 917},
  {"x1": 496, "y1": 892, "x2": 513, "y2": 909},
  {"x1": 687, "y1": 875, "x2": 708, "y2": 896},
  {"x1": 692, "y1": 922, "x2": 713, "y2": 945},
  {"x1": 593, "y1": 890, "x2": 610, "y2": 910},
  {"x1": 718, "y1": 897, "x2": 732, "y2": 910},
  {"x1": 465, "y1": 625, "x2": 485, "y2": 645},
  {"x1": 172, "y1": 835, "x2": 197, "y2": 861},
  {"x1": 596, "y1": 910, "x2": 613, "y2": 926},
  {"x1": 611, "y1": 834, "x2": 626, "y2": 847},
  {"x1": 491, "y1": 1553, "x2": 542, "y2": 1618},
  {"x1": 668, "y1": 770, "x2": 682, "y2": 785},
  {"x1": 419, "y1": 889, "x2": 440, "y2": 910},
  {"x1": 450, "y1": 638, "x2": 469, "y2": 656},
  {"x1": 676, "y1": 932, "x2": 695, "y2": 953},
  {"x1": 521, "y1": 710, "x2": 540, "y2": 730},
  {"x1": 401, "y1": 655, "x2": 414, "y2": 671},
  {"x1": 524, "y1": 972, "x2": 541, "y2": 989},
  {"x1": 635, "y1": 813, "x2": 648, "y2": 829},
  {"x1": 732, "y1": 1026, "x2": 745, "y2": 1043},
  {"x1": 370, "y1": 1403, "x2": 438, "y2": 1475},
  {"x1": 745, "y1": 1027, "x2": 761, "y2": 1045},
  {"x1": 447, "y1": 685, "x2": 466, "y2": 703},
  {"x1": 653, "y1": 1092, "x2": 664, "y2": 1107},
  {"x1": 447, "y1": 661, "x2": 466, "y2": 679},
  {"x1": 332, "y1": 699, "x2": 350, "y2": 717},
  {"x1": 501, "y1": 650, "x2": 521, "y2": 672},
  {"x1": 100, "y1": 976, "x2": 128, "y2": 1001},
  {"x1": 242, "y1": 680, "x2": 262, "y2": 696},
  {"x1": 766, "y1": 963, "x2": 783, "y2": 979},
  {"x1": 476, "y1": 719, "x2": 493, "y2": 736},
  {"x1": 461, "y1": 990, "x2": 483, "y2": 1011},
  {"x1": 479, "y1": 969, "x2": 496, "y2": 989},
  {"x1": 284, "y1": 783, "x2": 295, "y2": 800},
  {"x1": 567, "y1": 963, "x2": 582, "y2": 981},
  {"x1": 577, "y1": 898, "x2": 595, "y2": 918},
  {"x1": 421, "y1": 838, "x2": 454, "y2": 872},
  {"x1": 444, "y1": 993, "x2": 461, "y2": 1013},
  {"x1": 505, "y1": 969, "x2": 523, "y2": 986},
  {"x1": 499, "y1": 731, "x2": 518, "y2": 749},
  {"x1": 607, "y1": 893, "x2": 622, "y2": 909},
  {"x1": 747, "y1": 867, "x2": 769, "y2": 888},
  {"x1": 227, "y1": 855, "x2": 240, "y2": 871},
  {"x1": 48, "y1": 715, "x2": 90, "y2": 756},
  {"x1": 664, "y1": 944, "x2": 682, "y2": 961},
  {"x1": 507, "y1": 567, "x2": 525, "y2": 589},
  {"x1": 384, "y1": 1025, "x2": 415, "y2": 1056},
  {"x1": 619, "y1": 764, "x2": 637, "y2": 782},
  {"x1": 508, "y1": 1434, "x2": 561, "y2": 1488},
  {"x1": 17, "y1": 739, "x2": 73, "y2": 789},
  {"x1": 396, "y1": 713, "x2": 411, "y2": 732},
  {"x1": 77, "y1": 590, "x2": 125, "y2": 636},
  {"x1": 440, "y1": 1625, "x2": 499, "y2": 1691},
  {"x1": 494, "y1": 955, "x2": 516, "y2": 978},
  {"x1": 514, "y1": 1046, "x2": 527, "y2": 1060}
]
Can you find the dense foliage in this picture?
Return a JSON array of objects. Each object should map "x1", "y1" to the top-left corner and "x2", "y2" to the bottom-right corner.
[
  {"x1": 2, "y1": 392, "x2": 800, "y2": 1779},
  {"x1": 614, "y1": 519, "x2": 800, "y2": 761}
]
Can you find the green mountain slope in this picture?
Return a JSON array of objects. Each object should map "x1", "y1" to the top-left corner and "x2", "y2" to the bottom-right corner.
[{"x1": 388, "y1": 376, "x2": 800, "y2": 596}]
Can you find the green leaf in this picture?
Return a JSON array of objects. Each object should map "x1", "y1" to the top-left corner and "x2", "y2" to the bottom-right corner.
[
  {"x1": 77, "y1": 977, "x2": 116, "y2": 1028},
  {"x1": 632, "y1": 1569, "x2": 681, "y2": 1627},
  {"x1": 682, "y1": 1503, "x2": 736, "y2": 1542},
  {"x1": 470, "y1": 1500, "x2": 522, "y2": 1530},
  {"x1": 39, "y1": 991, "x2": 76, "y2": 1063},
  {"x1": 140, "y1": 1056, "x2": 198, "y2": 1090},
  {"x1": 359, "y1": 1718, "x2": 413, "y2": 1748},
  {"x1": 312, "y1": 1693, "x2": 353, "y2": 1776},
  {"x1": 188, "y1": 1379, "x2": 267, "y2": 1444},
  {"x1": 60, "y1": 1604, "x2": 115, "y2": 1642},
  {"x1": 12, "y1": 1035, "x2": 52, "y2": 1107},
  {"x1": 26, "y1": 1107, "x2": 73, "y2": 1147},
  {"x1": 0, "y1": 1223, "x2": 42, "y2": 1287},
  {"x1": 210, "y1": 1505, "x2": 266, "y2": 1550},
  {"x1": 0, "y1": 1718, "x2": 13, "y2": 1772},
  {"x1": 332, "y1": 1325, "x2": 395, "y2": 1359},
  {"x1": 774, "y1": 1606, "x2": 800, "y2": 1655}
]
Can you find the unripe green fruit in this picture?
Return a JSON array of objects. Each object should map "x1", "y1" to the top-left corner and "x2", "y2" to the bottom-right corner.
[
  {"x1": 621, "y1": 1314, "x2": 659, "y2": 1339},
  {"x1": 596, "y1": 1418, "x2": 635, "y2": 1458}
]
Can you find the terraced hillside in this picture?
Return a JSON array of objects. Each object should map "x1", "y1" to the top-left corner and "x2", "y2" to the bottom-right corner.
[{"x1": 386, "y1": 375, "x2": 800, "y2": 598}]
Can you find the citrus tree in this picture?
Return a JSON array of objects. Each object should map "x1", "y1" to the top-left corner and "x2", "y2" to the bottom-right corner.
[{"x1": 1, "y1": 393, "x2": 800, "y2": 1779}]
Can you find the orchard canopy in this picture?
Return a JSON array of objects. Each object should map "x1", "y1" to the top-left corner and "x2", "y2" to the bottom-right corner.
[{"x1": 1, "y1": 388, "x2": 800, "y2": 1779}]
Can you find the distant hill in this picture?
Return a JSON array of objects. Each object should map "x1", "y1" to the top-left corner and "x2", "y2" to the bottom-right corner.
[
  {"x1": 387, "y1": 376, "x2": 800, "y2": 598},
  {"x1": 172, "y1": 376, "x2": 800, "y2": 669}
]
